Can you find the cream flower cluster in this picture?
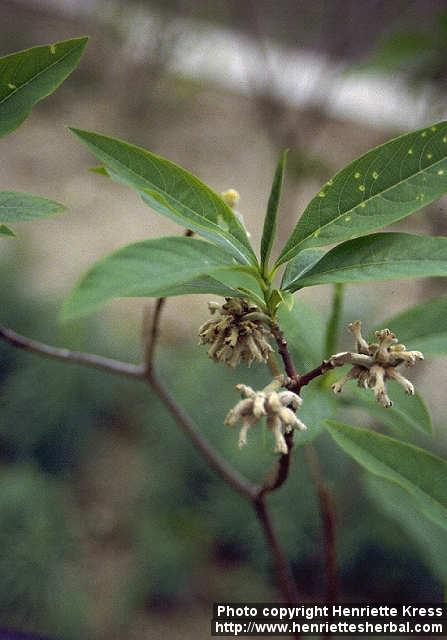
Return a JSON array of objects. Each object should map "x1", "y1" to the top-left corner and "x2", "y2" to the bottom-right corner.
[
  {"x1": 331, "y1": 321, "x2": 424, "y2": 407},
  {"x1": 198, "y1": 298, "x2": 273, "y2": 368},
  {"x1": 224, "y1": 380, "x2": 307, "y2": 454}
]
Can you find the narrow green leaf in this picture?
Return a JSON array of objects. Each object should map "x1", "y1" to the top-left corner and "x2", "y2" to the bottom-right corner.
[
  {"x1": 140, "y1": 189, "x2": 254, "y2": 264},
  {"x1": 366, "y1": 476, "x2": 447, "y2": 584},
  {"x1": 69, "y1": 128, "x2": 257, "y2": 265},
  {"x1": 378, "y1": 295, "x2": 447, "y2": 357},
  {"x1": 344, "y1": 385, "x2": 432, "y2": 436},
  {"x1": 0, "y1": 191, "x2": 65, "y2": 222},
  {"x1": 280, "y1": 248, "x2": 325, "y2": 289},
  {"x1": 326, "y1": 420, "x2": 447, "y2": 531},
  {"x1": 209, "y1": 268, "x2": 264, "y2": 300},
  {"x1": 0, "y1": 37, "x2": 88, "y2": 137},
  {"x1": 145, "y1": 275, "x2": 243, "y2": 298},
  {"x1": 324, "y1": 283, "x2": 344, "y2": 357},
  {"x1": 276, "y1": 121, "x2": 447, "y2": 265},
  {"x1": 0, "y1": 224, "x2": 14, "y2": 236},
  {"x1": 163, "y1": 269, "x2": 264, "y2": 304},
  {"x1": 62, "y1": 236, "x2": 237, "y2": 320},
  {"x1": 261, "y1": 150, "x2": 287, "y2": 270},
  {"x1": 267, "y1": 289, "x2": 287, "y2": 316},
  {"x1": 277, "y1": 300, "x2": 324, "y2": 370},
  {"x1": 89, "y1": 166, "x2": 109, "y2": 176},
  {"x1": 285, "y1": 233, "x2": 447, "y2": 290}
]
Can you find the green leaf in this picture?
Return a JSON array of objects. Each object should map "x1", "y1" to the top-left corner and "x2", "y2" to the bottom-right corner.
[
  {"x1": 366, "y1": 476, "x2": 447, "y2": 584},
  {"x1": 277, "y1": 300, "x2": 324, "y2": 370},
  {"x1": 261, "y1": 150, "x2": 287, "y2": 271},
  {"x1": 62, "y1": 236, "x2": 237, "y2": 320},
  {"x1": 276, "y1": 121, "x2": 447, "y2": 265},
  {"x1": 269, "y1": 289, "x2": 284, "y2": 311},
  {"x1": 69, "y1": 128, "x2": 257, "y2": 265},
  {"x1": 378, "y1": 295, "x2": 447, "y2": 357},
  {"x1": 324, "y1": 283, "x2": 344, "y2": 357},
  {"x1": 326, "y1": 420, "x2": 447, "y2": 531},
  {"x1": 152, "y1": 276, "x2": 244, "y2": 298},
  {"x1": 89, "y1": 166, "x2": 109, "y2": 176},
  {"x1": 267, "y1": 289, "x2": 290, "y2": 315},
  {"x1": 161, "y1": 270, "x2": 265, "y2": 304},
  {"x1": 0, "y1": 37, "x2": 88, "y2": 137},
  {"x1": 0, "y1": 191, "x2": 65, "y2": 223},
  {"x1": 140, "y1": 189, "x2": 255, "y2": 265},
  {"x1": 344, "y1": 385, "x2": 432, "y2": 436},
  {"x1": 285, "y1": 233, "x2": 447, "y2": 290},
  {"x1": 210, "y1": 268, "x2": 264, "y2": 300},
  {"x1": 0, "y1": 224, "x2": 14, "y2": 236},
  {"x1": 280, "y1": 248, "x2": 326, "y2": 289}
]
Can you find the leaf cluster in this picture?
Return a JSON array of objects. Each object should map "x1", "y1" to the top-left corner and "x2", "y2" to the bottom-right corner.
[
  {"x1": 62, "y1": 122, "x2": 447, "y2": 321},
  {"x1": 0, "y1": 38, "x2": 87, "y2": 236}
]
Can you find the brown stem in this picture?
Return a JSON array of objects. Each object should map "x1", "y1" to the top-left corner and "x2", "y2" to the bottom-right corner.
[
  {"x1": 258, "y1": 431, "x2": 294, "y2": 497},
  {"x1": 254, "y1": 496, "x2": 299, "y2": 606},
  {"x1": 0, "y1": 316, "x2": 299, "y2": 617},
  {"x1": 0, "y1": 324, "x2": 257, "y2": 501},
  {"x1": 0, "y1": 325, "x2": 144, "y2": 380},
  {"x1": 147, "y1": 371, "x2": 258, "y2": 501},
  {"x1": 143, "y1": 228, "x2": 192, "y2": 369},
  {"x1": 259, "y1": 322, "x2": 300, "y2": 496},
  {"x1": 271, "y1": 322, "x2": 298, "y2": 381},
  {"x1": 296, "y1": 361, "x2": 334, "y2": 392},
  {"x1": 1, "y1": 297, "x2": 344, "y2": 620},
  {"x1": 260, "y1": 321, "x2": 303, "y2": 496},
  {"x1": 145, "y1": 292, "x2": 300, "y2": 617},
  {"x1": 270, "y1": 319, "x2": 339, "y2": 613},
  {"x1": 305, "y1": 445, "x2": 338, "y2": 608},
  {"x1": 143, "y1": 297, "x2": 166, "y2": 369},
  {"x1": 295, "y1": 353, "x2": 357, "y2": 393}
]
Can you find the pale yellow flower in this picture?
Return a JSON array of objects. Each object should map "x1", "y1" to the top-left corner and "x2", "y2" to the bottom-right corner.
[
  {"x1": 225, "y1": 380, "x2": 306, "y2": 454},
  {"x1": 331, "y1": 321, "x2": 423, "y2": 408}
]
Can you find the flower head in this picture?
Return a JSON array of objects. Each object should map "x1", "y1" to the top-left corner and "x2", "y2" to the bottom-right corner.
[
  {"x1": 221, "y1": 188, "x2": 240, "y2": 209},
  {"x1": 221, "y1": 188, "x2": 250, "y2": 235},
  {"x1": 331, "y1": 321, "x2": 424, "y2": 407},
  {"x1": 198, "y1": 297, "x2": 273, "y2": 367},
  {"x1": 225, "y1": 379, "x2": 307, "y2": 453}
]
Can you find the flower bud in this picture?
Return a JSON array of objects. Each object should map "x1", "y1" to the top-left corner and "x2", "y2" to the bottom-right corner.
[{"x1": 198, "y1": 297, "x2": 273, "y2": 368}]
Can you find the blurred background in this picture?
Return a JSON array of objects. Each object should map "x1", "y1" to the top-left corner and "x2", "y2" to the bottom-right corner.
[{"x1": 1, "y1": 1, "x2": 447, "y2": 638}]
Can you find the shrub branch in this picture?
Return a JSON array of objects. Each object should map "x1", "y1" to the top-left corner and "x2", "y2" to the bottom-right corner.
[
  {"x1": 0, "y1": 294, "x2": 347, "y2": 617},
  {"x1": 0, "y1": 317, "x2": 299, "y2": 621}
]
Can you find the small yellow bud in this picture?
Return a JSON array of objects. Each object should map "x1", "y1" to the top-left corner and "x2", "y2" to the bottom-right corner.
[{"x1": 221, "y1": 189, "x2": 240, "y2": 209}]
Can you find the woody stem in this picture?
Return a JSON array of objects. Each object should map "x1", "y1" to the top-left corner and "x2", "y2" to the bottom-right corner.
[{"x1": 269, "y1": 316, "x2": 339, "y2": 612}]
